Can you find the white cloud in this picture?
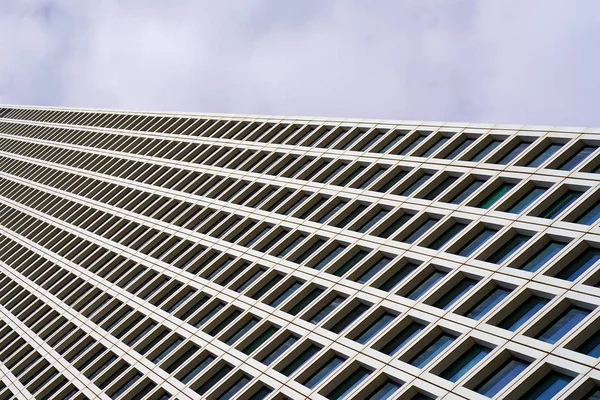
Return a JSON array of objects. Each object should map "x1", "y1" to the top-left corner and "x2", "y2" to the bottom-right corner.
[{"x1": 0, "y1": 0, "x2": 599, "y2": 126}]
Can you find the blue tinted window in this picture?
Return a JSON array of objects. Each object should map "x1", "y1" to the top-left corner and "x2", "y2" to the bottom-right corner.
[
  {"x1": 281, "y1": 344, "x2": 321, "y2": 375},
  {"x1": 457, "y1": 228, "x2": 497, "y2": 257},
  {"x1": 539, "y1": 190, "x2": 582, "y2": 219},
  {"x1": 399, "y1": 134, "x2": 429, "y2": 155},
  {"x1": 498, "y1": 296, "x2": 549, "y2": 331},
  {"x1": 376, "y1": 262, "x2": 419, "y2": 292},
  {"x1": 507, "y1": 187, "x2": 547, "y2": 214},
  {"x1": 363, "y1": 378, "x2": 402, "y2": 400},
  {"x1": 469, "y1": 139, "x2": 503, "y2": 162},
  {"x1": 583, "y1": 386, "x2": 600, "y2": 400},
  {"x1": 441, "y1": 344, "x2": 491, "y2": 382},
  {"x1": 420, "y1": 136, "x2": 450, "y2": 157},
  {"x1": 270, "y1": 281, "x2": 303, "y2": 307},
  {"x1": 498, "y1": 141, "x2": 530, "y2": 165},
  {"x1": 326, "y1": 366, "x2": 371, "y2": 400},
  {"x1": 476, "y1": 358, "x2": 529, "y2": 398},
  {"x1": 536, "y1": 306, "x2": 589, "y2": 344},
  {"x1": 486, "y1": 234, "x2": 530, "y2": 264},
  {"x1": 356, "y1": 256, "x2": 393, "y2": 284},
  {"x1": 445, "y1": 137, "x2": 476, "y2": 159},
  {"x1": 576, "y1": 202, "x2": 600, "y2": 225},
  {"x1": 261, "y1": 335, "x2": 298, "y2": 365},
  {"x1": 555, "y1": 248, "x2": 600, "y2": 281},
  {"x1": 310, "y1": 296, "x2": 345, "y2": 324},
  {"x1": 519, "y1": 241, "x2": 565, "y2": 272},
  {"x1": 403, "y1": 217, "x2": 440, "y2": 244},
  {"x1": 428, "y1": 222, "x2": 467, "y2": 250},
  {"x1": 409, "y1": 333, "x2": 456, "y2": 368},
  {"x1": 521, "y1": 371, "x2": 572, "y2": 400},
  {"x1": 355, "y1": 313, "x2": 396, "y2": 344},
  {"x1": 449, "y1": 179, "x2": 486, "y2": 204},
  {"x1": 577, "y1": 330, "x2": 600, "y2": 357},
  {"x1": 400, "y1": 173, "x2": 434, "y2": 197},
  {"x1": 526, "y1": 143, "x2": 563, "y2": 168},
  {"x1": 477, "y1": 182, "x2": 515, "y2": 209},
  {"x1": 465, "y1": 287, "x2": 511, "y2": 320},
  {"x1": 313, "y1": 245, "x2": 347, "y2": 270},
  {"x1": 221, "y1": 375, "x2": 251, "y2": 400},
  {"x1": 407, "y1": 271, "x2": 446, "y2": 301},
  {"x1": 380, "y1": 321, "x2": 425, "y2": 355},
  {"x1": 558, "y1": 145, "x2": 597, "y2": 171},
  {"x1": 433, "y1": 278, "x2": 478, "y2": 310},
  {"x1": 302, "y1": 355, "x2": 345, "y2": 388}
]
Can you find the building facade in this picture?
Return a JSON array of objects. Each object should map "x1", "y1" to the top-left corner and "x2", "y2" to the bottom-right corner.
[{"x1": 0, "y1": 106, "x2": 598, "y2": 399}]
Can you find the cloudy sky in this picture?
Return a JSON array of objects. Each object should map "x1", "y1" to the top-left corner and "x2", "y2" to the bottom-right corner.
[{"x1": 1, "y1": 0, "x2": 599, "y2": 126}]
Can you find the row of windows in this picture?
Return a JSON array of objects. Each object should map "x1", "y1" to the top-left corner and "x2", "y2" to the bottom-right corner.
[
  {"x1": 0, "y1": 133, "x2": 598, "y2": 239},
  {"x1": 2, "y1": 109, "x2": 600, "y2": 175}
]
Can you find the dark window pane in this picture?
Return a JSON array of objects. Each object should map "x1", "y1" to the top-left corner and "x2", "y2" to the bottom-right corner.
[
  {"x1": 449, "y1": 179, "x2": 486, "y2": 204},
  {"x1": 477, "y1": 183, "x2": 515, "y2": 209},
  {"x1": 465, "y1": 288, "x2": 511, "y2": 320},
  {"x1": 498, "y1": 296, "x2": 549, "y2": 331},
  {"x1": 519, "y1": 241, "x2": 565, "y2": 272},
  {"x1": 326, "y1": 366, "x2": 371, "y2": 400},
  {"x1": 456, "y1": 228, "x2": 497, "y2": 257},
  {"x1": 428, "y1": 222, "x2": 467, "y2": 250},
  {"x1": 433, "y1": 278, "x2": 478, "y2": 310},
  {"x1": 380, "y1": 321, "x2": 426, "y2": 355},
  {"x1": 409, "y1": 333, "x2": 455, "y2": 368},
  {"x1": 440, "y1": 344, "x2": 491, "y2": 382},
  {"x1": 526, "y1": 143, "x2": 563, "y2": 168},
  {"x1": 403, "y1": 217, "x2": 440, "y2": 244},
  {"x1": 486, "y1": 234, "x2": 530, "y2": 264},
  {"x1": 535, "y1": 306, "x2": 589, "y2": 344},
  {"x1": 539, "y1": 190, "x2": 582, "y2": 219},
  {"x1": 476, "y1": 358, "x2": 529, "y2": 398},
  {"x1": 407, "y1": 271, "x2": 446, "y2": 301},
  {"x1": 576, "y1": 202, "x2": 600, "y2": 225},
  {"x1": 521, "y1": 371, "x2": 572, "y2": 400},
  {"x1": 507, "y1": 187, "x2": 547, "y2": 214},
  {"x1": 558, "y1": 145, "x2": 597, "y2": 171},
  {"x1": 469, "y1": 139, "x2": 502, "y2": 162}
]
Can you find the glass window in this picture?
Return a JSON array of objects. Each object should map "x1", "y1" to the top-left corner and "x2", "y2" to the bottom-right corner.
[
  {"x1": 313, "y1": 245, "x2": 347, "y2": 271},
  {"x1": 440, "y1": 344, "x2": 491, "y2": 382},
  {"x1": 399, "y1": 133, "x2": 429, "y2": 155},
  {"x1": 486, "y1": 234, "x2": 530, "y2": 264},
  {"x1": 358, "y1": 167, "x2": 387, "y2": 189},
  {"x1": 421, "y1": 175, "x2": 459, "y2": 200},
  {"x1": 270, "y1": 281, "x2": 303, "y2": 308},
  {"x1": 583, "y1": 387, "x2": 600, "y2": 400},
  {"x1": 498, "y1": 295, "x2": 549, "y2": 331},
  {"x1": 477, "y1": 182, "x2": 515, "y2": 209},
  {"x1": 558, "y1": 145, "x2": 597, "y2": 171},
  {"x1": 380, "y1": 321, "x2": 426, "y2": 355},
  {"x1": 334, "y1": 204, "x2": 368, "y2": 228},
  {"x1": 538, "y1": 190, "x2": 582, "y2": 219},
  {"x1": 448, "y1": 179, "x2": 486, "y2": 204},
  {"x1": 521, "y1": 371, "x2": 572, "y2": 400},
  {"x1": 456, "y1": 228, "x2": 498, "y2": 257},
  {"x1": 526, "y1": 143, "x2": 563, "y2": 168},
  {"x1": 362, "y1": 378, "x2": 402, "y2": 400},
  {"x1": 428, "y1": 222, "x2": 467, "y2": 250},
  {"x1": 445, "y1": 137, "x2": 476, "y2": 159},
  {"x1": 220, "y1": 375, "x2": 251, "y2": 400},
  {"x1": 377, "y1": 212, "x2": 414, "y2": 239},
  {"x1": 497, "y1": 141, "x2": 530, "y2": 165},
  {"x1": 376, "y1": 169, "x2": 408, "y2": 192},
  {"x1": 519, "y1": 241, "x2": 565, "y2": 272},
  {"x1": 281, "y1": 344, "x2": 321, "y2": 375},
  {"x1": 194, "y1": 364, "x2": 233, "y2": 395},
  {"x1": 507, "y1": 187, "x2": 547, "y2": 214},
  {"x1": 317, "y1": 199, "x2": 349, "y2": 223},
  {"x1": 309, "y1": 296, "x2": 346, "y2": 324},
  {"x1": 403, "y1": 217, "x2": 440, "y2": 244},
  {"x1": 356, "y1": 256, "x2": 393, "y2": 284},
  {"x1": 475, "y1": 357, "x2": 529, "y2": 398},
  {"x1": 289, "y1": 287, "x2": 324, "y2": 315},
  {"x1": 420, "y1": 136, "x2": 450, "y2": 157},
  {"x1": 409, "y1": 332, "x2": 456, "y2": 368},
  {"x1": 407, "y1": 270, "x2": 447, "y2": 301},
  {"x1": 433, "y1": 278, "x2": 478, "y2": 310},
  {"x1": 302, "y1": 354, "x2": 346, "y2": 389},
  {"x1": 242, "y1": 326, "x2": 279, "y2": 355},
  {"x1": 376, "y1": 262, "x2": 420, "y2": 292},
  {"x1": 355, "y1": 312, "x2": 396, "y2": 344},
  {"x1": 330, "y1": 303, "x2": 370, "y2": 333},
  {"x1": 260, "y1": 335, "x2": 298, "y2": 365},
  {"x1": 399, "y1": 173, "x2": 434, "y2": 197},
  {"x1": 465, "y1": 287, "x2": 511, "y2": 320},
  {"x1": 468, "y1": 139, "x2": 503, "y2": 162},
  {"x1": 356, "y1": 209, "x2": 389, "y2": 233},
  {"x1": 576, "y1": 202, "x2": 600, "y2": 225},
  {"x1": 225, "y1": 318, "x2": 259, "y2": 345},
  {"x1": 536, "y1": 306, "x2": 589, "y2": 344},
  {"x1": 555, "y1": 248, "x2": 600, "y2": 281},
  {"x1": 576, "y1": 329, "x2": 600, "y2": 357},
  {"x1": 326, "y1": 366, "x2": 371, "y2": 400}
]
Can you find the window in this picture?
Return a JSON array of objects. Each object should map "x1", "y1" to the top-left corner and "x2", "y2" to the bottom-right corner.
[
  {"x1": 475, "y1": 357, "x2": 530, "y2": 398},
  {"x1": 485, "y1": 234, "x2": 530, "y2": 264},
  {"x1": 398, "y1": 172, "x2": 434, "y2": 197},
  {"x1": 456, "y1": 227, "x2": 497, "y2": 257},
  {"x1": 361, "y1": 378, "x2": 402, "y2": 400},
  {"x1": 521, "y1": 371, "x2": 572, "y2": 400},
  {"x1": 525, "y1": 142, "x2": 563, "y2": 167},
  {"x1": 554, "y1": 247, "x2": 600, "y2": 281},
  {"x1": 557, "y1": 145, "x2": 597, "y2": 171},
  {"x1": 477, "y1": 182, "x2": 515, "y2": 209},
  {"x1": 535, "y1": 306, "x2": 589, "y2": 344},
  {"x1": 409, "y1": 332, "x2": 456, "y2": 368},
  {"x1": 433, "y1": 278, "x2": 478, "y2": 310},
  {"x1": 325, "y1": 366, "x2": 371, "y2": 400},
  {"x1": 309, "y1": 295, "x2": 346, "y2": 324},
  {"x1": 220, "y1": 375, "x2": 251, "y2": 400},
  {"x1": 427, "y1": 221, "x2": 467, "y2": 250},
  {"x1": 402, "y1": 216, "x2": 440, "y2": 244},
  {"x1": 421, "y1": 175, "x2": 459, "y2": 200},
  {"x1": 576, "y1": 328, "x2": 600, "y2": 357},
  {"x1": 468, "y1": 139, "x2": 503, "y2": 162},
  {"x1": 376, "y1": 212, "x2": 413, "y2": 239},
  {"x1": 506, "y1": 186, "x2": 547, "y2": 214},
  {"x1": 464, "y1": 287, "x2": 511, "y2": 320},
  {"x1": 312, "y1": 244, "x2": 347, "y2": 271},
  {"x1": 497, "y1": 140, "x2": 530, "y2": 165},
  {"x1": 397, "y1": 132, "x2": 429, "y2": 155},
  {"x1": 575, "y1": 202, "x2": 600, "y2": 225},
  {"x1": 498, "y1": 295, "x2": 549, "y2": 331},
  {"x1": 301, "y1": 354, "x2": 346, "y2": 389},
  {"x1": 518, "y1": 241, "x2": 565, "y2": 272},
  {"x1": 355, "y1": 255, "x2": 393, "y2": 284},
  {"x1": 288, "y1": 287, "x2": 324, "y2": 315},
  {"x1": 355, "y1": 208, "x2": 389, "y2": 233},
  {"x1": 354, "y1": 312, "x2": 396, "y2": 344},
  {"x1": 538, "y1": 190, "x2": 582, "y2": 219},
  {"x1": 375, "y1": 261, "x2": 420, "y2": 292},
  {"x1": 406, "y1": 270, "x2": 446, "y2": 301},
  {"x1": 260, "y1": 335, "x2": 298, "y2": 365},
  {"x1": 378, "y1": 321, "x2": 426, "y2": 355},
  {"x1": 331, "y1": 249, "x2": 369, "y2": 277},
  {"x1": 419, "y1": 136, "x2": 450, "y2": 157},
  {"x1": 329, "y1": 302, "x2": 370, "y2": 333},
  {"x1": 440, "y1": 344, "x2": 491, "y2": 382},
  {"x1": 269, "y1": 281, "x2": 303, "y2": 308},
  {"x1": 448, "y1": 178, "x2": 486, "y2": 204}
]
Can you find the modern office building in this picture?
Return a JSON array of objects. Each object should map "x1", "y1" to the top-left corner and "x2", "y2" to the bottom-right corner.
[{"x1": 0, "y1": 105, "x2": 598, "y2": 400}]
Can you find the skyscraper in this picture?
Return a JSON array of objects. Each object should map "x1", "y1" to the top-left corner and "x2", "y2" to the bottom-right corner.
[{"x1": 0, "y1": 105, "x2": 598, "y2": 400}]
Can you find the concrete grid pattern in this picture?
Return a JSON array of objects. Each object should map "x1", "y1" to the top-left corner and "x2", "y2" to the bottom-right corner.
[{"x1": 0, "y1": 106, "x2": 598, "y2": 400}]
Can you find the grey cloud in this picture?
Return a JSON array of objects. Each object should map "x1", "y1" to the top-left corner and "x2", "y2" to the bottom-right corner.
[{"x1": 0, "y1": 0, "x2": 599, "y2": 126}]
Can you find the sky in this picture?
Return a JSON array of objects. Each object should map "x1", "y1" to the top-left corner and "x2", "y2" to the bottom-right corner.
[{"x1": 1, "y1": 0, "x2": 599, "y2": 126}]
